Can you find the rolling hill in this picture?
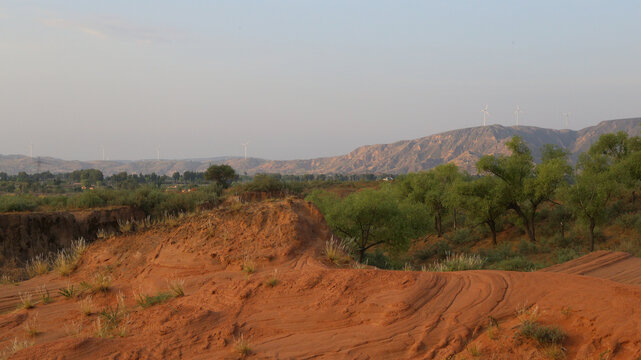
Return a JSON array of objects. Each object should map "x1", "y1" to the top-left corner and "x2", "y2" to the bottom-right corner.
[{"x1": 1, "y1": 118, "x2": 639, "y2": 175}]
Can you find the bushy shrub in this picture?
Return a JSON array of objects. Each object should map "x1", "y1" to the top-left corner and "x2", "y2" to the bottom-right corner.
[
  {"x1": 554, "y1": 248, "x2": 581, "y2": 263},
  {"x1": 446, "y1": 228, "x2": 478, "y2": 246},
  {"x1": 479, "y1": 242, "x2": 514, "y2": 263},
  {"x1": 490, "y1": 257, "x2": 539, "y2": 271},
  {"x1": 518, "y1": 320, "x2": 566, "y2": 345},
  {"x1": 414, "y1": 240, "x2": 451, "y2": 261},
  {"x1": 363, "y1": 249, "x2": 393, "y2": 269},
  {"x1": 615, "y1": 212, "x2": 641, "y2": 228},
  {"x1": 0, "y1": 195, "x2": 39, "y2": 212},
  {"x1": 517, "y1": 239, "x2": 538, "y2": 255}
]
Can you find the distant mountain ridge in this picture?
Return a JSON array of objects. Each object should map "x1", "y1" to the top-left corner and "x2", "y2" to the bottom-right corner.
[{"x1": 1, "y1": 118, "x2": 640, "y2": 176}]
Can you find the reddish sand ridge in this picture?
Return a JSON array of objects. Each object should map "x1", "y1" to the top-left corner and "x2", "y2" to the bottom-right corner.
[{"x1": 1, "y1": 198, "x2": 641, "y2": 359}]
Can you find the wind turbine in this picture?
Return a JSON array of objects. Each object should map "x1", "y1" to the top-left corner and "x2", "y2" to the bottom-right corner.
[
  {"x1": 241, "y1": 142, "x2": 249, "y2": 160},
  {"x1": 29, "y1": 141, "x2": 33, "y2": 158},
  {"x1": 514, "y1": 105, "x2": 523, "y2": 127},
  {"x1": 480, "y1": 105, "x2": 490, "y2": 126},
  {"x1": 156, "y1": 147, "x2": 160, "y2": 161},
  {"x1": 562, "y1": 112, "x2": 571, "y2": 128},
  {"x1": 101, "y1": 145, "x2": 106, "y2": 161}
]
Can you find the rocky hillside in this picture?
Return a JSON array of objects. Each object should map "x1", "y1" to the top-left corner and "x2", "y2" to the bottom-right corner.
[{"x1": 2, "y1": 118, "x2": 639, "y2": 175}]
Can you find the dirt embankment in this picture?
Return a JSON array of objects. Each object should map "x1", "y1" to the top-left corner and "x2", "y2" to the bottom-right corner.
[
  {"x1": 0, "y1": 207, "x2": 145, "y2": 268},
  {"x1": 2, "y1": 199, "x2": 641, "y2": 359}
]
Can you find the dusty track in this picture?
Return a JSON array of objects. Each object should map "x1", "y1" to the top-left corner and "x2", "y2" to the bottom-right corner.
[{"x1": 2, "y1": 199, "x2": 641, "y2": 359}]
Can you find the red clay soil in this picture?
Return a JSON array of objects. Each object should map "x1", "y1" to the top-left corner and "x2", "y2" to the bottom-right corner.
[{"x1": 2, "y1": 199, "x2": 641, "y2": 359}]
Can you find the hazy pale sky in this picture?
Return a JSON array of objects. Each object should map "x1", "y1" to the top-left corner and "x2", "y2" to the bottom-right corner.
[{"x1": 1, "y1": 1, "x2": 640, "y2": 161}]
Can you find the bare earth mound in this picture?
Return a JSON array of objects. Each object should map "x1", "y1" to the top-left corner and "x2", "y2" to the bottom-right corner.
[{"x1": 2, "y1": 199, "x2": 641, "y2": 359}]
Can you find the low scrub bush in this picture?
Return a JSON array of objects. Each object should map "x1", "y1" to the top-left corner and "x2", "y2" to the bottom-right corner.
[
  {"x1": 446, "y1": 228, "x2": 478, "y2": 246},
  {"x1": 518, "y1": 320, "x2": 566, "y2": 345},
  {"x1": 479, "y1": 242, "x2": 514, "y2": 263},
  {"x1": 490, "y1": 257, "x2": 540, "y2": 272},
  {"x1": 553, "y1": 248, "x2": 581, "y2": 264},
  {"x1": 135, "y1": 292, "x2": 172, "y2": 308},
  {"x1": 517, "y1": 239, "x2": 538, "y2": 255},
  {"x1": 414, "y1": 240, "x2": 451, "y2": 262}
]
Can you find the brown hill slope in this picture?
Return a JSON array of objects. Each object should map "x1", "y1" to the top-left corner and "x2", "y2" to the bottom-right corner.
[
  {"x1": 2, "y1": 199, "x2": 641, "y2": 359},
  {"x1": 2, "y1": 118, "x2": 640, "y2": 175}
]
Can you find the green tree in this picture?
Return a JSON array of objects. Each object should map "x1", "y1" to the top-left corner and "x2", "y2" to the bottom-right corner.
[
  {"x1": 455, "y1": 176, "x2": 506, "y2": 245},
  {"x1": 204, "y1": 165, "x2": 237, "y2": 189},
  {"x1": 562, "y1": 152, "x2": 619, "y2": 251},
  {"x1": 172, "y1": 172, "x2": 181, "y2": 183},
  {"x1": 307, "y1": 188, "x2": 429, "y2": 262},
  {"x1": 395, "y1": 164, "x2": 462, "y2": 237},
  {"x1": 477, "y1": 136, "x2": 570, "y2": 242}
]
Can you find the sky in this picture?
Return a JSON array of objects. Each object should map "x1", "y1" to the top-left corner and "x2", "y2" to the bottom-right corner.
[{"x1": 1, "y1": 1, "x2": 640, "y2": 161}]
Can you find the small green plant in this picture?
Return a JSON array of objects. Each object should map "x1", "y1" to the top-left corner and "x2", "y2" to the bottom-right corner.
[
  {"x1": 38, "y1": 286, "x2": 52, "y2": 304},
  {"x1": 560, "y1": 306, "x2": 572, "y2": 319},
  {"x1": 18, "y1": 292, "x2": 35, "y2": 310},
  {"x1": 426, "y1": 253, "x2": 485, "y2": 272},
  {"x1": 23, "y1": 313, "x2": 39, "y2": 337},
  {"x1": 135, "y1": 292, "x2": 172, "y2": 308},
  {"x1": 518, "y1": 320, "x2": 566, "y2": 345},
  {"x1": 98, "y1": 304, "x2": 126, "y2": 331},
  {"x1": 265, "y1": 270, "x2": 280, "y2": 287},
  {"x1": 26, "y1": 254, "x2": 50, "y2": 278},
  {"x1": 402, "y1": 262, "x2": 413, "y2": 271},
  {"x1": 242, "y1": 256, "x2": 256, "y2": 274},
  {"x1": 234, "y1": 334, "x2": 252, "y2": 356},
  {"x1": 167, "y1": 279, "x2": 185, "y2": 297},
  {"x1": 58, "y1": 283, "x2": 77, "y2": 298}
]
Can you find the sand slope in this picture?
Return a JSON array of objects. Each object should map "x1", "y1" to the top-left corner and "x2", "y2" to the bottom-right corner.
[{"x1": 2, "y1": 199, "x2": 641, "y2": 359}]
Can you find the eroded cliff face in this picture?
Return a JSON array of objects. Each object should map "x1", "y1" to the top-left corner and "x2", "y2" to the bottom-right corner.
[{"x1": 0, "y1": 207, "x2": 144, "y2": 268}]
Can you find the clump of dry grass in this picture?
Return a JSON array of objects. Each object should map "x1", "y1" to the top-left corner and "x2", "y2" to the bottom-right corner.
[
  {"x1": 96, "y1": 228, "x2": 115, "y2": 239},
  {"x1": 242, "y1": 255, "x2": 256, "y2": 274},
  {"x1": 79, "y1": 296, "x2": 94, "y2": 316},
  {"x1": 64, "y1": 320, "x2": 83, "y2": 337},
  {"x1": 53, "y1": 249, "x2": 77, "y2": 276},
  {"x1": 466, "y1": 343, "x2": 482, "y2": 357},
  {"x1": 54, "y1": 238, "x2": 88, "y2": 276},
  {"x1": 425, "y1": 253, "x2": 485, "y2": 272},
  {"x1": 234, "y1": 334, "x2": 252, "y2": 356},
  {"x1": 23, "y1": 313, "x2": 40, "y2": 337},
  {"x1": 0, "y1": 338, "x2": 34, "y2": 358},
  {"x1": 91, "y1": 273, "x2": 112, "y2": 293},
  {"x1": 265, "y1": 270, "x2": 280, "y2": 287},
  {"x1": 18, "y1": 292, "x2": 35, "y2": 310},
  {"x1": 26, "y1": 254, "x2": 50, "y2": 278},
  {"x1": 323, "y1": 236, "x2": 350, "y2": 265}
]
